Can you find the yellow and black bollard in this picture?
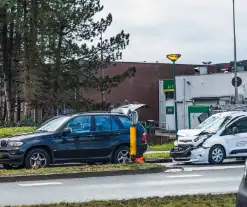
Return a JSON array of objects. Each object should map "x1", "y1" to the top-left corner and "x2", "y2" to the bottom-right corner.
[{"x1": 130, "y1": 125, "x2": 137, "y2": 158}]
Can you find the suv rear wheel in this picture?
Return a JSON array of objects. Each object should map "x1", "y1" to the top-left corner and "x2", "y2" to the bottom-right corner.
[
  {"x1": 24, "y1": 148, "x2": 51, "y2": 169},
  {"x1": 113, "y1": 146, "x2": 132, "y2": 164}
]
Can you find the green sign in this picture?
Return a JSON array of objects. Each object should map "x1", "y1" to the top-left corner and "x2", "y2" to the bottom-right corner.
[
  {"x1": 166, "y1": 106, "x2": 174, "y2": 114},
  {"x1": 163, "y1": 80, "x2": 174, "y2": 92}
]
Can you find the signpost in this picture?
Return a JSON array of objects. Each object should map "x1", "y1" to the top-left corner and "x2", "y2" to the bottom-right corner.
[{"x1": 231, "y1": 77, "x2": 242, "y2": 87}]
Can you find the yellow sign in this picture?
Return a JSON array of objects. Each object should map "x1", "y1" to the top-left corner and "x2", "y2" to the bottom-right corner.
[{"x1": 167, "y1": 54, "x2": 181, "y2": 62}]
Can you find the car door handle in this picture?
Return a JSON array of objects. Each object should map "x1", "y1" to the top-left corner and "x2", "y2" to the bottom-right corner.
[
  {"x1": 87, "y1": 135, "x2": 93, "y2": 137},
  {"x1": 115, "y1": 132, "x2": 121, "y2": 135}
]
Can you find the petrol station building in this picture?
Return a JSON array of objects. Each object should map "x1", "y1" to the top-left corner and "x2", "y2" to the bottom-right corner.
[{"x1": 159, "y1": 66, "x2": 247, "y2": 131}]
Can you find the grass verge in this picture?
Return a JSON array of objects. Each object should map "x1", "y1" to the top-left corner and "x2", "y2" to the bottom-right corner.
[
  {"x1": 144, "y1": 152, "x2": 170, "y2": 159},
  {"x1": 0, "y1": 163, "x2": 162, "y2": 177},
  {"x1": 15, "y1": 194, "x2": 236, "y2": 207},
  {"x1": 148, "y1": 141, "x2": 174, "y2": 151},
  {"x1": 0, "y1": 127, "x2": 35, "y2": 138}
]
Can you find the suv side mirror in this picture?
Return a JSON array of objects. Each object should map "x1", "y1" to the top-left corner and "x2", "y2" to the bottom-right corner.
[
  {"x1": 61, "y1": 127, "x2": 72, "y2": 136},
  {"x1": 232, "y1": 126, "x2": 238, "y2": 134}
]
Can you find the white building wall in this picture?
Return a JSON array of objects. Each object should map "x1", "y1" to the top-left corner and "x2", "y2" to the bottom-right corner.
[{"x1": 176, "y1": 71, "x2": 247, "y2": 102}]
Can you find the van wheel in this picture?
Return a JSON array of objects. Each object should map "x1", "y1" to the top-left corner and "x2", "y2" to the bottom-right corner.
[
  {"x1": 24, "y1": 148, "x2": 50, "y2": 169},
  {"x1": 209, "y1": 145, "x2": 225, "y2": 164},
  {"x1": 113, "y1": 146, "x2": 132, "y2": 164}
]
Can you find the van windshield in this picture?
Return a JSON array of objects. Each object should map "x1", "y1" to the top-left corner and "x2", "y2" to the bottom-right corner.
[
  {"x1": 196, "y1": 115, "x2": 220, "y2": 129},
  {"x1": 203, "y1": 116, "x2": 231, "y2": 133}
]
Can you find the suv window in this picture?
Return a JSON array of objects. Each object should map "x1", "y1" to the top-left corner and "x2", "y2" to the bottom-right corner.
[
  {"x1": 112, "y1": 117, "x2": 120, "y2": 130},
  {"x1": 66, "y1": 116, "x2": 91, "y2": 133},
  {"x1": 94, "y1": 115, "x2": 121, "y2": 131},
  {"x1": 95, "y1": 115, "x2": 111, "y2": 131},
  {"x1": 118, "y1": 116, "x2": 132, "y2": 129}
]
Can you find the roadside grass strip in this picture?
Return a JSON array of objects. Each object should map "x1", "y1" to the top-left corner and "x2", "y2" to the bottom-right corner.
[
  {"x1": 144, "y1": 152, "x2": 170, "y2": 159},
  {"x1": 148, "y1": 142, "x2": 174, "y2": 151},
  {"x1": 11, "y1": 194, "x2": 236, "y2": 207},
  {"x1": 0, "y1": 163, "x2": 163, "y2": 177}
]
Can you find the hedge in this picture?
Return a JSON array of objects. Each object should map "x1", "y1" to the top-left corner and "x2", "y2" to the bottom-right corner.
[{"x1": 0, "y1": 127, "x2": 35, "y2": 138}]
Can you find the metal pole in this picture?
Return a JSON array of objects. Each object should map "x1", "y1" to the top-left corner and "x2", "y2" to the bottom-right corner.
[
  {"x1": 233, "y1": 0, "x2": 238, "y2": 103},
  {"x1": 100, "y1": 30, "x2": 105, "y2": 103},
  {"x1": 173, "y1": 61, "x2": 178, "y2": 139}
]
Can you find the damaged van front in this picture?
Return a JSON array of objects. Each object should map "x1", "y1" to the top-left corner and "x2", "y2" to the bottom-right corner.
[
  {"x1": 170, "y1": 112, "x2": 247, "y2": 164},
  {"x1": 170, "y1": 130, "x2": 216, "y2": 163}
]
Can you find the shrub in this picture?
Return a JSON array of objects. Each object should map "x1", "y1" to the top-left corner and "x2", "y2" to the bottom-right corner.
[{"x1": 0, "y1": 127, "x2": 35, "y2": 138}]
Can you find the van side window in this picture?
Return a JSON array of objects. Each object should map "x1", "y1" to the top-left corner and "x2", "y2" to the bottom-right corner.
[
  {"x1": 224, "y1": 117, "x2": 247, "y2": 135},
  {"x1": 231, "y1": 117, "x2": 247, "y2": 134}
]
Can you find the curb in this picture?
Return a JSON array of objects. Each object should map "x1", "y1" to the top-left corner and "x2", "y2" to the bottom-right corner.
[
  {"x1": 145, "y1": 158, "x2": 173, "y2": 163},
  {"x1": 0, "y1": 167, "x2": 166, "y2": 183}
]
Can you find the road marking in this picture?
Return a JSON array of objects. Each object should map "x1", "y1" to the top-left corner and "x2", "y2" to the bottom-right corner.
[
  {"x1": 166, "y1": 174, "x2": 202, "y2": 178},
  {"x1": 162, "y1": 164, "x2": 244, "y2": 172},
  {"x1": 183, "y1": 165, "x2": 244, "y2": 172},
  {"x1": 18, "y1": 182, "x2": 63, "y2": 187}
]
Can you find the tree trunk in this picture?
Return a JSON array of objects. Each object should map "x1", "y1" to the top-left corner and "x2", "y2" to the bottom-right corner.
[
  {"x1": 1, "y1": 6, "x2": 14, "y2": 122},
  {"x1": 14, "y1": 0, "x2": 23, "y2": 122},
  {"x1": 53, "y1": 29, "x2": 63, "y2": 116},
  {"x1": 23, "y1": 0, "x2": 31, "y2": 118}
]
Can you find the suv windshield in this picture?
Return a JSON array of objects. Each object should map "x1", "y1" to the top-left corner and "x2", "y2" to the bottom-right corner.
[
  {"x1": 196, "y1": 114, "x2": 220, "y2": 129},
  {"x1": 203, "y1": 116, "x2": 231, "y2": 133},
  {"x1": 35, "y1": 116, "x2": 72, "y2": 132}
]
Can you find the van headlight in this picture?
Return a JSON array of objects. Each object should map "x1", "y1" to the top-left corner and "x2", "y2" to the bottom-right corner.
[
  {"x1": 174, "y1": 140, "x2": 178, "y2": 147},
  {"x1": 244, "y1": 159, "x2": 247, "y2": 178},
  {"x1": 194, "y1": 134, "x2": 212, "y2": 142},
  {"x1": 8, "y1": 142, "x2": 23, "y2": 147}
]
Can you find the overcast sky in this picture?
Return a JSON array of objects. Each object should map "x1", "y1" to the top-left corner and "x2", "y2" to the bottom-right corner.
[{"x1": 99, "y1": 0, "x2": 247, "y2": 64}]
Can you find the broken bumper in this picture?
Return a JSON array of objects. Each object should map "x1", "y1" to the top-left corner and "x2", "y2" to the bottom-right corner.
[{"x1": 170, "y1": 146, "x2": 209, "y2": 163}]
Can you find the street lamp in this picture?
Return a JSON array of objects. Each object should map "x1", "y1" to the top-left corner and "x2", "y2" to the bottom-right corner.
[
  {"x1": 166, "y1": 54, "x2": 181, "y2": 139},
  {"x1": 202, "y1": 62, "x2": 212, "y2": 65},
  {"x1": 232, "y1": 0, "x2": 238, "y2": 103}
]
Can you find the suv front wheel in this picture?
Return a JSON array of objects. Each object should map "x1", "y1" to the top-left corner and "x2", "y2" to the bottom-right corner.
[
  {"x1": 113, "y1": 146, "x2": 132, "y2": 164},
  {"x1": 24, "y1": 148, "x2": 51, "y2": 169}
]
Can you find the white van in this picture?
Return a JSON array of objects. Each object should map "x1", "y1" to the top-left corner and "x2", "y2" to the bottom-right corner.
[{"x1": 170, "y1": 111, "x2": 247, "y2": 164}]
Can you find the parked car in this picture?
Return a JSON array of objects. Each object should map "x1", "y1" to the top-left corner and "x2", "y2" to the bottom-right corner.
[
  {"x1": 170, "y1": 111, "x2": 247, "y2": 164},
  {"x1": 0, "y1": 105, "x2": 147, "y2": 169},
  {"x1": 236, "y1": 159, "x2": 247, "y2": 207}
]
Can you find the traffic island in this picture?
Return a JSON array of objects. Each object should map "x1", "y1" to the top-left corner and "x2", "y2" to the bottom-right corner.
[
  {"x1": 11, "y1": 194, "x2": 236, "y2": 207},
  {"x1": 0, "y1": 163, "x2": 166, "y2": 183}
]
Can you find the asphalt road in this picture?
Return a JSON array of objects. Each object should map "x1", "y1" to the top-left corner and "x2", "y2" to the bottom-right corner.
[{"x1": 0, "y1": 165, "x2": 244, "y2": 206}]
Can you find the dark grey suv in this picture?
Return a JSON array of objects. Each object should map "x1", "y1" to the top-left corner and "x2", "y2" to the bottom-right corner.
[{"x1": 0, "y1": 105, "x2": 147, "y2": 169}]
